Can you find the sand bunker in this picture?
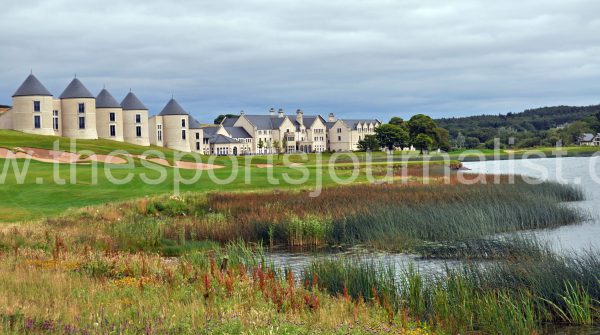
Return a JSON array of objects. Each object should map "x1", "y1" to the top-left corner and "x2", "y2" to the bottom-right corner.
[
  {"x1": 85, "y1": 154, "x2": 128, "y2": 165},
  {"x1": 175, "y1": 161, "x2": 224, "y2": 170},
  {"x1": 0, "y1": 147, "x2": 128, "y2": 165},
  {"x1": 255, "y1": 164, "x2": 274, "y2": 168},
  {"x1": 0, "y1": 148, "x2": 223, "y2": 170},
  {"x1": 144, "y1": 157, "x2": 223, "y2": 170}
]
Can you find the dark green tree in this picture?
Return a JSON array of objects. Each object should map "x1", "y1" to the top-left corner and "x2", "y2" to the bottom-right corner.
[
  {"x1": 464, "y1": 137, "x2": 481, "y2": 149},
  {"x1": 433, "y1": 127, "x2": 450, "y2": 151},
  {"x1": 374, "y1": 124, "x2": 409, "y2": 151},
  {"x1": 389, "y1": 117, "x2": 404, "y2": 127},
  {"x1": 413, "y1": 134, "x2": 433, "y2": 154},
  {"x1": 407, "y1": 114, "x2": 437, "y2": 139},
  {"x1": 357, "y1": 134, "x2": 381, "y2": 152}
]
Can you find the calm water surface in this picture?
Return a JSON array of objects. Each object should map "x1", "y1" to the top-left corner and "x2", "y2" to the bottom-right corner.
[{"x1": 465, "y1": 156, "x2": 600, "y2": 253}]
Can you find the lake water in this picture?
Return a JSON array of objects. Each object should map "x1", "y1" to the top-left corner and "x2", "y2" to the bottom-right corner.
[{"x1": 465, "y1": 156, "x2": 600, "y2": 254}]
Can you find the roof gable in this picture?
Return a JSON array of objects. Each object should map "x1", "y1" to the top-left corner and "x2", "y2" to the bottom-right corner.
[
  {"x1": 224, "y1": 126, "x2": 252, "y2": 138},
  {"x1": 59, "y1": 78, "x2": 95, "y2": 99},
  {"x1": 13, "y1": 74, "x2": 53, "y2": 97}
]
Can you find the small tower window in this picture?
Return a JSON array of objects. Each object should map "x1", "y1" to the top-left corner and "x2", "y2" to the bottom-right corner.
[
  {"x1": 158, "y1": 130, "x2": 162, "y2": 141},
  {"x1": 110, "y1": 125, "x2": 116, "y2": 137},
  {"x1": 181, "y1": 130, "x2": 186, "y2": 140},
  {"x1": 109, "y1": 113, "x2": 116, "y2": 122},
  {"x1": 34, "y1": 115, "x2": 41, "y2": 129},
  {"x1": 136, "y1": 126, "x2": 142, "y2": 137},
  {"x1": 78, "y1": 103, "x2": 85, "y2": 113},
  {"x1": 79, "y1": 117, "x2": 86, "y2": 129},
  {"x1": 135, "y1": 114, "x2": 141, "y2": 123},
  {"x1": 33, "y1": 101, "x2": 41, "y2": 112},
  {"x1": 182, "y1": 119, "x2": 186, "y2": 127},
  {"x1": 196, "y1": 132, "x2": 200, "y2": 140}
]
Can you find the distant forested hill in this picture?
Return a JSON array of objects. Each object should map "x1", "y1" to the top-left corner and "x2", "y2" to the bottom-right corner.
[{"x1": 435, "y1": 105, "x2": 600, "y2": 148}]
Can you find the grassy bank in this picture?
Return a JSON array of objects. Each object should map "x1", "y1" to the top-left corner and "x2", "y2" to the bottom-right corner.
[{"x1": 0, "y1": 242, "x2": 428, "y2": 334}]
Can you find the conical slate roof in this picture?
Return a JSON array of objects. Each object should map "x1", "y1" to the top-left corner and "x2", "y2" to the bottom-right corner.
[
  {"x1": 96, "y1": 89, "x2": 121, "y2": 108},
  {"x1": 189, "y1": 117, "x2": 202, "y2": 129},
  {"x1": 120, "y1": 92, "x2": 148, "y2": 110},
  {"x1": 159, "y1": 99, "x2": 188, "y2": 116},
  {"x1": 13, "y1": 74, "x2": 53, "y2": 97},
  {"x1": 59, "y1": 78, "x2": 95, "y2": 99}
]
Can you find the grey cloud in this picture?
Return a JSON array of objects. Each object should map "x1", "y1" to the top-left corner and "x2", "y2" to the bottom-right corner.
[{"x1": 1, "y1": 0, "x2": 599, "y2": 122}]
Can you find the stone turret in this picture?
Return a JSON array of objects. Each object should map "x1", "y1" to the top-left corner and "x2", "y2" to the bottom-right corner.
[
  {"x1": 121, "y1": 92, "x2": 150, "y2": 146},
  {"x1": 158, "y1": 98, "x2": 191, "y2": 152},
  {"x1": 96, "y1": 88, "x2": 124, "y2": 142},
  {"x1": 11, "y1": 74, "x2": 57, "y2": 135},
  {"x1": 60, "y1": 78, "x2": 98, "y2": 139}
]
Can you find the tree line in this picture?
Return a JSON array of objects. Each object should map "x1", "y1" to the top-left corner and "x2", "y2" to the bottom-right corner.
[
  {"x1": 358, "y1": 114, "x2": 449, "y2": 153},
  {"x1": 436, "y1": 105, "x2": 600, "y2": 149}
]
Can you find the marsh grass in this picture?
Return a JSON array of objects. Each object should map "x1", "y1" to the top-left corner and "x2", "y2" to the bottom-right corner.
[
  {"x1": 303, "y1": 242, "x2": 600, "y2": 333},
  {"x1": 30, "y1": 179, "x2": 584, "y2": 255},
  {"x1": 0, "y1": 243, "x2": 429, "y2": 334}
]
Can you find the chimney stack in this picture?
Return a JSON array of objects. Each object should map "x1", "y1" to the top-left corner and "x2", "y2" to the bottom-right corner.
[
  {"x1": 296, "y1": 109, "x2": 303, "y2": 125},
  {"x1": 278, "y1": 108, "x2": 284, "y2": 118},
  {"x1": 269, "y1": 107, "x2": 275, "y2": 116},
  {"x1": 328, "y1": 113, "x2": 335, "y2": 122},
  {"x1": 240, "y1": 110, "x2": 245, "y2": 116}
]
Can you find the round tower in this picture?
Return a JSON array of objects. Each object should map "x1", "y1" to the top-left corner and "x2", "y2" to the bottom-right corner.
[
  {"x1": 11, "y1": 74, "x2": 57, "y2": 135},
  {"x1": 120, "y1": 92, "x2": 150, "y2": 146},
  {"x1": 96, "y1": 88, "x2": 124, "y2": 142},
  {"x1": 60, "y1": 78, "x2": 98, "y2": 139},
  {"x1": 158, "y1": 98, "x2": 191, "y2": 152}
]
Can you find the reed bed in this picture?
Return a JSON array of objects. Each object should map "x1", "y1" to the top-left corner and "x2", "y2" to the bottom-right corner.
[
  {"x1": 303, "y1": 240, "x2": 600, "y2": 334},
  {"x1": 26, "y1": 178, "x2": 583, "y2": 254}
]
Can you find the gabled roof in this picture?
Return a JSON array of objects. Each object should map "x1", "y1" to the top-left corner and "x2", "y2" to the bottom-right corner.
[
  {"x1": 243, "y1": 115, "x2": 290, "y2": 130},
  {"x1": 13, "y1": 74, "x2": 53, "y2": 97},
  {"x1": 325, "y1": 121, "x2": 338, "y2": 130},
  {"x1": 202, "y1": 126, "x2": 220, "y2": 138},
  {"x1": 189, "y1": 117, "x2": 202, "y2": 129},
  {"x1": 96, "y1": 89, "x2": 121, "y2": 108},
  {"x1": 342, "y1": 119, "x2": 380, "y2": 129},
  {"x1": 159, "y1": 98, "x2": 188, "y2": 116},
  {"x1": 294, "y1": 115, "x2": 325, "y2": 130},
  {"x1": 210, "y1": 134, "x2": 240, "y2": 144},
  {"x1": 225, "y1": 126, "x2": 252, "y2": 138},
  {"x1": 580, "y1": 133, "x2": 600, "y2": 142},
  {"x1": 59, "y1": 78, "x2": 95, "y2": 99},
  {"x1": 121, "y1": 92, "x2": 148, "y2": 110},
  {"x1": 221, "y1": 117, "x2": 238, "y2": 127}
]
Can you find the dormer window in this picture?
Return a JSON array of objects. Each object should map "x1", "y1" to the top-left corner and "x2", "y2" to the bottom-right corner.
[
  {"x1": 33, "y1": 101, "x2": 41, "y2": 112},
  {"x1": 78, "y1": 103, "x2": 85, "y2": 113}
]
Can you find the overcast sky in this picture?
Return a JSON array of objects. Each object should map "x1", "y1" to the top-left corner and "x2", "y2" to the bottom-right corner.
[{"x1": 1, "y1": 0, "x2": 599, "y2": 123}]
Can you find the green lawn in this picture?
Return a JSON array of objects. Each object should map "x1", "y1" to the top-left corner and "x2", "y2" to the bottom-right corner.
[{"x1": 1, "y1": 129, "x2": 599, "y2": 222}]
